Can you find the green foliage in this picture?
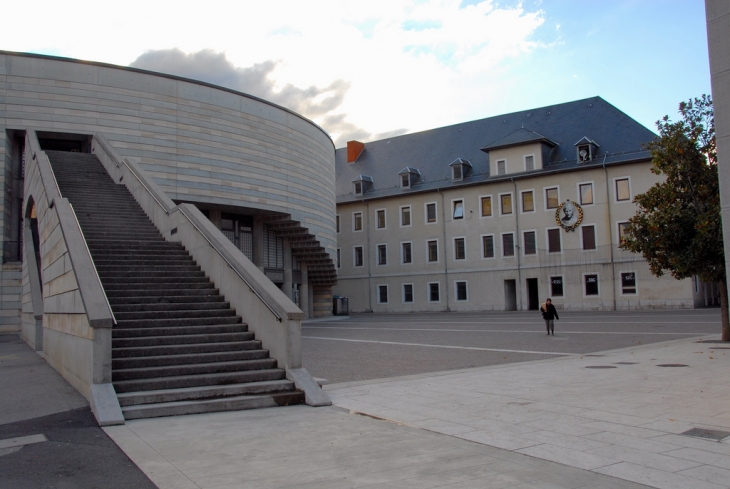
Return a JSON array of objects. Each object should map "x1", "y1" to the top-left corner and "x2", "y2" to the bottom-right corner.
[{"x1": 620, "y1": 95, "x2": 723, "y2": 283}]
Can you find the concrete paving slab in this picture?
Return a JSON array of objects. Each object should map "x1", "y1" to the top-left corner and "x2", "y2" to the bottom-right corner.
[
  {"x1": 324, "y1": 335, "x2": 730, "y2": 488},
  {"x1": 105, "y1": 404, "x2": 654, "y2": 489}
]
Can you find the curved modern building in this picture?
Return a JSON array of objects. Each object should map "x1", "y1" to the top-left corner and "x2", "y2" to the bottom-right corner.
[{"x1": 0, "y1": 50, "x2": 338, "y2": 330}]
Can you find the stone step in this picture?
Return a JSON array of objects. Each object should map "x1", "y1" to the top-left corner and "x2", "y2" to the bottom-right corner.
[
  {"x1": 94, "y1": 256, "x2": 195, "y2": 265},
  {"x1": 111, "y1": 331, "x2": 255, "y2": 348},
  {"x1": 120, "y1": 391, "x2": 304, "y2": 420},
  {"x1": 105, "y1": 288, "x2": 221, "y2": 299},
  {"x1": 116, "y1": 379, "x2": 296, "y2": 406},
  {"x1": 114, "y1": 314, "x2": 241, "y2": 329},
  {"x1": 101, "y1": 276, "x2": 211, "y2": 285},
  {"x1": 112, "y1": 301, "x2": 230, "y2": 313},
  {"x1": 99, "y1": 270, "x2": 205, "y2": 279},
  {"x1": 112, "y1": 340, "x2": 263, "y2": 358},
  {"x1": 113, "y1": 358, "x2": 278, "y2": 381},
  {"x1": 112, "y1": 349, "x2": 270, "y2": 370},
  {"x1": 102, "y1": 282, "x2": 216, "y2": 292},
  {"x1": 108, "y1": 294, "x2": 226, "y2": 305},
  {"x1": 112, "y1": 368, "x2": 287, "y2": 393},
  {"x1": 112, "y1": 323, "x2": 246, "y2": 339},
  {"x1": 113, "y1": 308, "x2": 237, "y2": 321},
  {"x1": 96, "y1": 263, "x2": 200, "y2": 270}
]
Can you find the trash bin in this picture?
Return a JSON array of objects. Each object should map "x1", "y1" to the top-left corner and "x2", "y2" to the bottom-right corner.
[{"x1": 333, "y1": 296, "x2": 349, "y2": 316}]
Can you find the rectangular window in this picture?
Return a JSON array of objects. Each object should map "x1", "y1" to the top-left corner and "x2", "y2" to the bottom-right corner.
[
  {"x1": 401, "y1": 206, "x2": 411, "y2": 226},
  {"x1": 401, "y1": 174, "x2": 410, "y2": 188},
  {"x1": 483, "y1": 235, "x2": 495, "y2": 258},
  {"x1": 497, "y1": 159, "x2": 506, "y2": 175},
  {"x1": 550, "y1": 276, "x2": 564, "y2": 297},
  {"x1": 336, "y1": 248, "x2": 341, "y2": 268},
  {"x1": 621, "y1": 272, "x2": 636, "y2": 294},
  {"x1": 522, "y1": 191, "x2": 534, "y2": 212},
  {"x1": 376, "y1": 209, "x2": 386, "y2": 229},
  {"x1": 502, "y1": 233, "x2": 515, "y2": 257},
  {"x1": 481, "y1": 196, "x2": 492, "y2": 217},
  {"x1": 523, "y1": 231, "x2": 536, "y2": 255},
  {"x1": 618, "y1": 222, "x2": 631, "y2": 244},
  {"x1": 453, "y1": 200, "x2": 464, "y2": 219},
  {"x1": 455, "y1": 281, "x2": 468, "y2": 301},
  {"x1": 336, "y1": 215, "x2": 340, "y2": 233},
  {"x1": 579, "y1": 183, "x2": 594, "y2": 205},
  {"x1": 585, "y1": 274, "x2": 599, "y2": 296},
  {"x1": 402, "y1": 242, "x2": 412, "y2": 264},
  {"x1": 452, "y1": 164, "x2": 463, "y2": 180},
  {"x1": 354, "y1": 181, "x2": 362, "y2": 195},
  {"x1": 403, "y1": 284, "x2": 414, "y2": 303},
  {"x1": 377, "y1": 244, "x2": 387, "y2": 265},
  {"x1": 378, "y1": 285, "x2": 388, "y2": 304},
  {"x1": 545, "y1": 187, "x2": 559, "y2": 209},
  {"x1": 426, "y1": 203, "x2": 437, "y2": 223},
  {"x1": 354, "y1": 246, "x2": 363, "y2": 267},
  {"x1": 582, "y1": 225, "x2": 596, "y2": 250},
  {"x1": 525, "y1": 155, "x2": 534, "y2": 171},
  {"x1": 428, "y1": 240, "x2": 438, "y2": 262},
  {"x1": 354, "y1": 212, "x2": 363, "y2": 231},
  {"x1": 454, "y1": 237, "x2": 466, "y2": 260},
  {"x1": 500, "y1": 194, "x2": 513, "y2": 215},
  {"x1": 429, "y1": 282, "x2": 440, "y2": 302},
  {"x1": 547, "y1": 228, "x2": 561, "y2": 253},
  {"x1": 616, "y1": 178, "x2": 630, "y2": 201}
]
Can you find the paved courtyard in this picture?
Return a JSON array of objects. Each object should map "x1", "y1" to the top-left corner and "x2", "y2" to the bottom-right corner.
[{"x1": 302, "y1": 309, "x2": 721, "y2": 383}]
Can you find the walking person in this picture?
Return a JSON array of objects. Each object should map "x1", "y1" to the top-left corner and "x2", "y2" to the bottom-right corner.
[{"x1": 540, "y1": 298, "x2": 559, "y2": 335}]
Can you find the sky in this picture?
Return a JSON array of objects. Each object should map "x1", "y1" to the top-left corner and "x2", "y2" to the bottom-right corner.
[{"x1": 1, "y1": 1, "x2": 711, "y2": 148}]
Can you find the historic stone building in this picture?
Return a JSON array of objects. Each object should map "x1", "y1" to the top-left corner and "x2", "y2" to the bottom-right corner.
[{"x1": 333, "y1": 97, "x2": 715, "y2": 312}]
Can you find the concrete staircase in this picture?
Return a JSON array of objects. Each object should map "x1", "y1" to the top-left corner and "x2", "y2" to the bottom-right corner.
[{"x1": 45, "y1": 150, "x2": 304, "y2": 420}]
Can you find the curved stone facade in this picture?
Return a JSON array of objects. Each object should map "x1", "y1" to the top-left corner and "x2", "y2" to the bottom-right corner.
[{"x1": 0, "y1": 51, "x2": 337, "y2": 260}]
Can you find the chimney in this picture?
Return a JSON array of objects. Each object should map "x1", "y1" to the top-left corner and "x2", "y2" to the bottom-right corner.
[{"x1": 347, "y1": 140, "x2": 365, "y2": 163}]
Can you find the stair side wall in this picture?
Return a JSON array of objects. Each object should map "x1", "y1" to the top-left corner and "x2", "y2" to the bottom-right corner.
[{"x1": 22, "y1": 132, "x2": 114, "y2": 400}]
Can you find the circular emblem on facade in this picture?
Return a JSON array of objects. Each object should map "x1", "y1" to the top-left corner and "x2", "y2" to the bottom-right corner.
[{"x1": 555, "y1": 200, "x2": 583, "y2": 231}]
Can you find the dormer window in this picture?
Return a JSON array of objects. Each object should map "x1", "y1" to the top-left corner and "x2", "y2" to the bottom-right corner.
[
  {"x1": 449, "y1": 158, "x2": 472, "y2": 182},
  {"x1": 398, "y1": 167, "x2": 421, "y2": 189},
  {"x1": 525, "y1": 155, "x2": 534, "y2": 171},
  {"x1": 352, "y1": 175, "x2": 374, "y2": 195},
  {"x1": 575, "y1": 137, "x2": 599, "y2": 163},
  {"x1": 497, "y1": 160, "x2": 506, "y2": 175}
]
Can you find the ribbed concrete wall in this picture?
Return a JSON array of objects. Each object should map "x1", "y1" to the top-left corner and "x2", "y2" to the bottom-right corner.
[{"x1": 0, "y1": 52, "x2": 337, "y2": 263}]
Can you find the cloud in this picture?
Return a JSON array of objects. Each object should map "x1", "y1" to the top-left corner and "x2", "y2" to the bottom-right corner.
[{"x1": 131, "y1": 48, "x2": 375, "y2": 146}]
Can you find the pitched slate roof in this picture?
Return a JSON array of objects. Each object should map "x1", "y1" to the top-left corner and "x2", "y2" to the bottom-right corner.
[
  {"x1": 335, "y1": 96, "x2": 656, "y2": 203},
  {"x1": 480, "y1": 128, "x2": 558, "y2": 151}
]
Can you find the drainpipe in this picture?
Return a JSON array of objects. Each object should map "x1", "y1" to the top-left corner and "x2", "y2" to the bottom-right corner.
[
  {"x1": 512, "y1": 178, "x2": 523, "y2": 310},
  {"x1": 603, "y1": 158, "x2": 617, "y2": 311},
  {"x1": 364, "y1": 200, "x2": 373, "y2": 312},
  {"x1": 438, "y1": 189, "x2": 450, "y2": 312}
]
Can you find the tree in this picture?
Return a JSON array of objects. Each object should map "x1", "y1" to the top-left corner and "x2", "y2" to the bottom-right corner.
[{"x1": 620, "y1": 95, "x2": 729, "y2": 341}]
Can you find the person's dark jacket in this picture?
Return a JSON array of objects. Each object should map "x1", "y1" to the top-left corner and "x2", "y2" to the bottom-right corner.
[{"x1": 541, "y1": 304, "x2": 559, "y2": 320}]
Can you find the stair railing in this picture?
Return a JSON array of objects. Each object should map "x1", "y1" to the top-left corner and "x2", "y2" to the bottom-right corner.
[{"x1": 176, "y1": 205, "x2": 282, "y2": 322}]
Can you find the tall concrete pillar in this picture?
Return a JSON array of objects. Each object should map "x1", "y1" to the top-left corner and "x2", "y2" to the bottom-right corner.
[
  {"x1": 208, "y1": 209, "x2": 222, "y2": 228},
  {"x1": 253, "y1": 215, "x2": 265, "y2": 272},
  {"x1": 283, "y1": 238, "x2": 293, "y2": 302},
  {"x1": 706, "y1": 1, "x2": 730, "y2": 335},
  {"x1": 300, "y1": 263, "x2": 310, "y2": 319}
]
